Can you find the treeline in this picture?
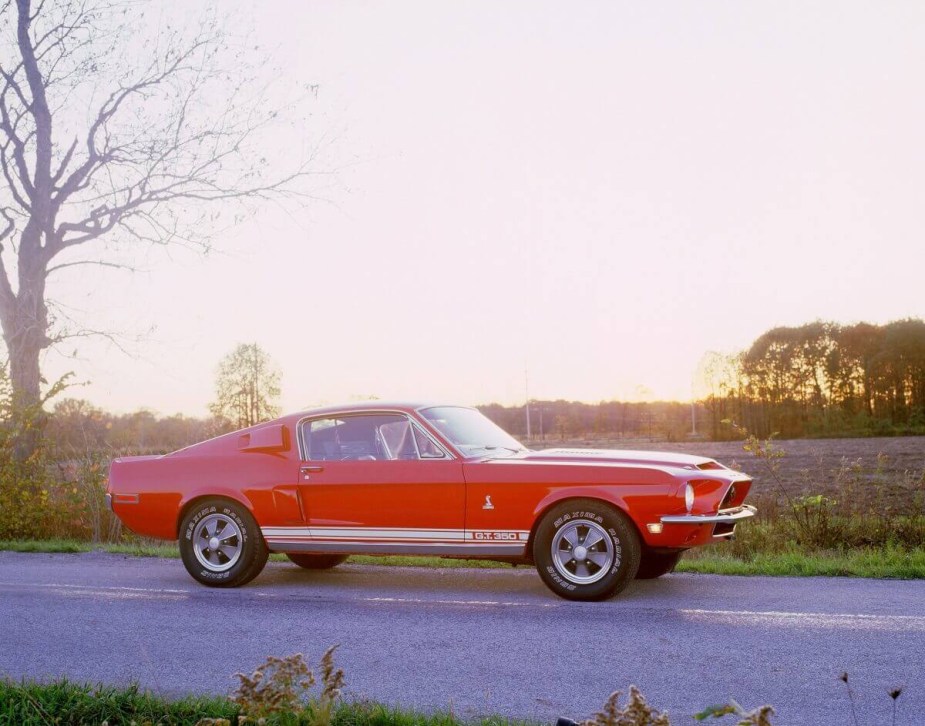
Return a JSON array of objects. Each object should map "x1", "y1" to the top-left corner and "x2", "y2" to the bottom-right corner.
[
  {"x1": 46, "y1": 399, "x2": 218, "y2": 454},
  {"x1": 44, "y1": 397, "x2": 700, "y2": 453},
  {"x1": 700, "y1": 319, "x2": 925, "y2": 439},
  {"x1": 32, "y1": 318, "x2": 925, "y2": 453}
]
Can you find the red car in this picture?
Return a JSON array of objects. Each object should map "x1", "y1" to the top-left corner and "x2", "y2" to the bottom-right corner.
[{"x1": 107, "y1": 402, "x2": 756, "y2": 601}]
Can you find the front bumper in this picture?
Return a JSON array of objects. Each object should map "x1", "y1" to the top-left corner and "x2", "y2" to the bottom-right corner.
[{"x1": 660, "y1": 504, "x2": 757, "y2": 525}]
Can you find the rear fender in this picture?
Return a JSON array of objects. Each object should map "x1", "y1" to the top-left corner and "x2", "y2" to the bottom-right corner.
[{"x1": 177, "y1": 487, "x2": 258, "y2": 538}]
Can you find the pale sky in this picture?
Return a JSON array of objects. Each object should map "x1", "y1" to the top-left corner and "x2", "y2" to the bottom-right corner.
[{"x1": 41, "y1": 0, "x2": 925, "y2": 416}]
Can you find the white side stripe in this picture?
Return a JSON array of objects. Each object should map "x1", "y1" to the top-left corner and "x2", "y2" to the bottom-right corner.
[{"x1": 261, "y1": 526, "x2": 530, "y2": 542}]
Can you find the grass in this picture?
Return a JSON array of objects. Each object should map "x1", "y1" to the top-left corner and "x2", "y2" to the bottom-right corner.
[
  {"x1": 0, "y1": 679, "x2": 237, "y2": 725},
  {"x1": 3, "y1": 538, "x2": 925, "y2": 579},
  {"x1": 0, "y1": 679, "x2": 528, "y2": 726},
  {"x1": 680, "y1": 545, "x2": 925, "y2": 579},
  {"x1": 0, "y1": 539, "x2": 179, "y2": 557}
]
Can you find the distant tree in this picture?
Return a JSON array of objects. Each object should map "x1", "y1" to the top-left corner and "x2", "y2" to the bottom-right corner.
[
  {"x1": 46, "y1": 398, "x2": 108, "y2": 451},
  {"x1": 210, "y1": 344, "x2": 281, "y2": 430},
  {"x1": 695, "y1": 351, "x2": 743, "y2": 440},
  {"x1": 0, "y1": 0, "x2": 316, "y2": 458}
]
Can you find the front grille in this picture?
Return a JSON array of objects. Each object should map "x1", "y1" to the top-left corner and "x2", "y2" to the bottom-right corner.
[{"x1": 720, "y1": 484, "x2": 738, "y2": 509}]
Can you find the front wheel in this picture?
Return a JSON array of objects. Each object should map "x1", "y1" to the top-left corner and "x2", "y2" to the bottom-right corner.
[
  {"x1": 636, "y1": 550, "x2": 684, "y2": 579},
  {"x1": 533, "y1": 499, "x2": 641, "y2": 601},
  {"x1": 179, "y1": 498, "x2": 268, "y2": 587},
  {"x1": 286, "y1": 553, "x2": 348, "y2": 570}
]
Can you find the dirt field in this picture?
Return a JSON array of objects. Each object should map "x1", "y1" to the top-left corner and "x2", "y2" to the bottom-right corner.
[{"x1": 528, "y1": 435, "x2": 925, "y2": 507}]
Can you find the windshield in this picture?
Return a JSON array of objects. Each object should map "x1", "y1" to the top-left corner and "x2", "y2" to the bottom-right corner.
[{"x1": 419, "y1": 406, "x2": 526, "y2": 457}]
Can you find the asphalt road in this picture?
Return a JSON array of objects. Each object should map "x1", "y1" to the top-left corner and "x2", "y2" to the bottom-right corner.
[{"x1": 1, "y1": 552, "x2": 924, "y2": 724}]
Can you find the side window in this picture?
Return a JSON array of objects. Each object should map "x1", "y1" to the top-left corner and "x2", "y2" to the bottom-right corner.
[
  {"x1": 304, "y1": 417, "x2": 348, "y2": 461},
  {"x1": 378, "y1": 419, "x2": 417, "y2": 460},
  {"x1": 303, "y1": 414, "x2": 434, "y2": 461},
  {"x1": 413, "y1": 425, "x2": 446, "y2": 459}
]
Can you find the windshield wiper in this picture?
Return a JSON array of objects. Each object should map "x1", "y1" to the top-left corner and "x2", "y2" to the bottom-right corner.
[{"x1": 477, "y1": 445, "x2": 525, "y2": 455}]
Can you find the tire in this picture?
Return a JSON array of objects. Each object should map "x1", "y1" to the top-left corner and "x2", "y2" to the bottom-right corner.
[
  {"x1": 286, "y1": 553, "x2": 348, "y2": 570},
  {"x1": 179, "y1": 497, "x2": 269, "y2": 587},
  {"x1": 533, "y1": 499, "x2": 641, "y2": 601},
  {"x1": 636, "y1": 550, "x2": 684, "y2": 579}
]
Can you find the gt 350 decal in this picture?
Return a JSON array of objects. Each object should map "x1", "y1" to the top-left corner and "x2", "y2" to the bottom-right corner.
[{"x1": 468, "y1": 531, "x2": 529, "y2": 541}]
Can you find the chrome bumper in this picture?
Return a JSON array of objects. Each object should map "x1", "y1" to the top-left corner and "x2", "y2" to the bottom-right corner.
[{"x1": 660, "y1": 504, "x2": 757, "y2": 525}]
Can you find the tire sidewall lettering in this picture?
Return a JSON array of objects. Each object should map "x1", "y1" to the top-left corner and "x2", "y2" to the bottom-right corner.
[{"x1": 183, "y1": 505, "x2": 217, "y2": 542}]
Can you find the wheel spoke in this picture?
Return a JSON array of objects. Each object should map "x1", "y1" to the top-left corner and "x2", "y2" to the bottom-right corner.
[
  {"x1": 206, "y1": 548, "x2": 222, "y2": 565},
  {"x1": 204, "y1": 519, "x2": 218, "y2": 538},
  {"x1": 573, "y1": 561, "x2": 591, "y2": 579},
  {"x1": 561, "y1": 526, "x2": 580, "y2": 548},
  {"x1": 583, "y1": 528, "x2": 604, "y2": 549},
  {"x1": 556, "y1": 549, "x2": 575, "y2": 568},
  {"x1": 219, "y1": 544, "x2": 238, "y2": 560},
  {"x1": 587, "y1": 550, "x2": 609, "y2": 568},
  {"x1": 217, "y1": 523, "x2": 238, "y2": 542}
]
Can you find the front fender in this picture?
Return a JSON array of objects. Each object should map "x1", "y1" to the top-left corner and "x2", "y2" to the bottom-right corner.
[{"x1": 529, "y1": 483, "x2": 674, "y2": 548}]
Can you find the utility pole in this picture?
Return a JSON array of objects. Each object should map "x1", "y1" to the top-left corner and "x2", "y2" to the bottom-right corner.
[
  {"x1": 525, "y1": 368, "x2": 532, "y2": 440},
  {"x1": 690, "y1": 375, "x2": 697, "y2": 437}
]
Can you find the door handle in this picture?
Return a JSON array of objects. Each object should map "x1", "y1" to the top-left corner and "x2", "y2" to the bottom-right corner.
[{"x1": 301, "y1": 465, "x2": 324, "y2": 479}]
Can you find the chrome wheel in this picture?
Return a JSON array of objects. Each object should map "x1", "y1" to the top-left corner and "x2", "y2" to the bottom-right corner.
[
  {"x1": 192, "y1": 513, "x2": 243, "y2": 572},
  {"x1": 551, "y1": 518, "x2": 614, "y2": 585}
]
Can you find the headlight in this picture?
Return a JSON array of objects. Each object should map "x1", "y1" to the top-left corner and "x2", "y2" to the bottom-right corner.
[{"x1": 685, "y1": 483, "x2": 695, "y2": 512}]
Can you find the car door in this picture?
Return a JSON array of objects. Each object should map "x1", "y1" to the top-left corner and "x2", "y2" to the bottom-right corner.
[{"x1": 296, "y1": 412, "x2": 466, "y2": 552}]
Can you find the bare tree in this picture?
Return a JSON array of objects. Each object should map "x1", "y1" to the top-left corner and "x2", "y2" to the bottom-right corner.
[
  {"x1": 210, "y1": 343, "x2": 281, "y2": 430},
  {"x1": 0, "y1": 0, "x2": 316, "y2": 456}
]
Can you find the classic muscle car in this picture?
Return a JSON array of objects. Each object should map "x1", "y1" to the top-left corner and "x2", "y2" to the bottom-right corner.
[{"x1": 107, "y1": 402, "x2": 756, "y2": 600}]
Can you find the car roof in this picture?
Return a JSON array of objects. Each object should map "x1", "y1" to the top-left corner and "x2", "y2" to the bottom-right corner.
[{"x1": 279, "y1": 401, "x2": 470, "y2": 424}]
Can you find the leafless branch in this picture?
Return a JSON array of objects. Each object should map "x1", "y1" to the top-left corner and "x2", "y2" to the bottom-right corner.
[
  {"x1": 0, "y1": 0, "x2": 325, "y2": 428},
  {"x1": 46, "y1": 258, "x2": 136, "y2": 275}
]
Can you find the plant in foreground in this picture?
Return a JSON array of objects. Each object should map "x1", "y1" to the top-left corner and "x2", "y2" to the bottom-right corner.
[
  {"x1": 694, "y1": 701, "x2": 775, "y2": 725},
  {"x1": 200, "y1": 646, "x2": 344, "y2": 725},
  {"x1": 580, "y1": 687, "x2": 670, "y2": 726},
  {"x1": 574, "y1": 687, "x2": 774, "y2": 726},
  {"x1": 839, "y1": 672, "x2": 905, "y2": 726}
]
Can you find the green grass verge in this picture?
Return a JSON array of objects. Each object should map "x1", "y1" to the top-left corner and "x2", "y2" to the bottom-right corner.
[
  {"x1": 0, "y1": 679, "x2": 527, "y2": 726},
  {"x1": 0, "y1": 539, "x2": 179, "y2": 557},
  {"x1": 680, "y1": 545, "x2": 925, "y2": 579},
  {"x1": 0, "y1": 680, "x2": 237, "y2": 726},
  {"x1": 3, "y1": 539, "x2": 925, "y2": 579}
]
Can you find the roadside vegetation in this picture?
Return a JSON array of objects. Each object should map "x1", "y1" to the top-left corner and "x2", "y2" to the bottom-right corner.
[
  {"x1": 0, "y1": 646, "x2": 780, "y2": 726},
  {"x1": 2, "y1": 646, "x2": 910, "y2": 725}
]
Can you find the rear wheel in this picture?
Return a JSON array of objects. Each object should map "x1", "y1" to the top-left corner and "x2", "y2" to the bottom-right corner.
[
  {"x1": 533, "y1": 499, "x2": 640, "y2": 601},
  {"x1": 179, "y1": 498, "x2": 268, "y2": 587},
  {"x1": 286, "y1": 553, "x2": 348, "y2": 570},
  {"x1": 636, "y1": 550, "x2": 684, "y2": 579}
]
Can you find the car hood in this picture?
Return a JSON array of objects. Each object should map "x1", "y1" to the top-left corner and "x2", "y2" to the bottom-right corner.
[{"x1": 503, "y1": 448, "x2": 728, "y2": 471}]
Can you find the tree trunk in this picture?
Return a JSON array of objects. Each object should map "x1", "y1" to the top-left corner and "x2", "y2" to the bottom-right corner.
[
  {"x1": 7, "y1": 331, "x2": 47, "y2": 461},
  {"x1": 1, "y1": 264, "x2": 51, "y2": 461}
]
